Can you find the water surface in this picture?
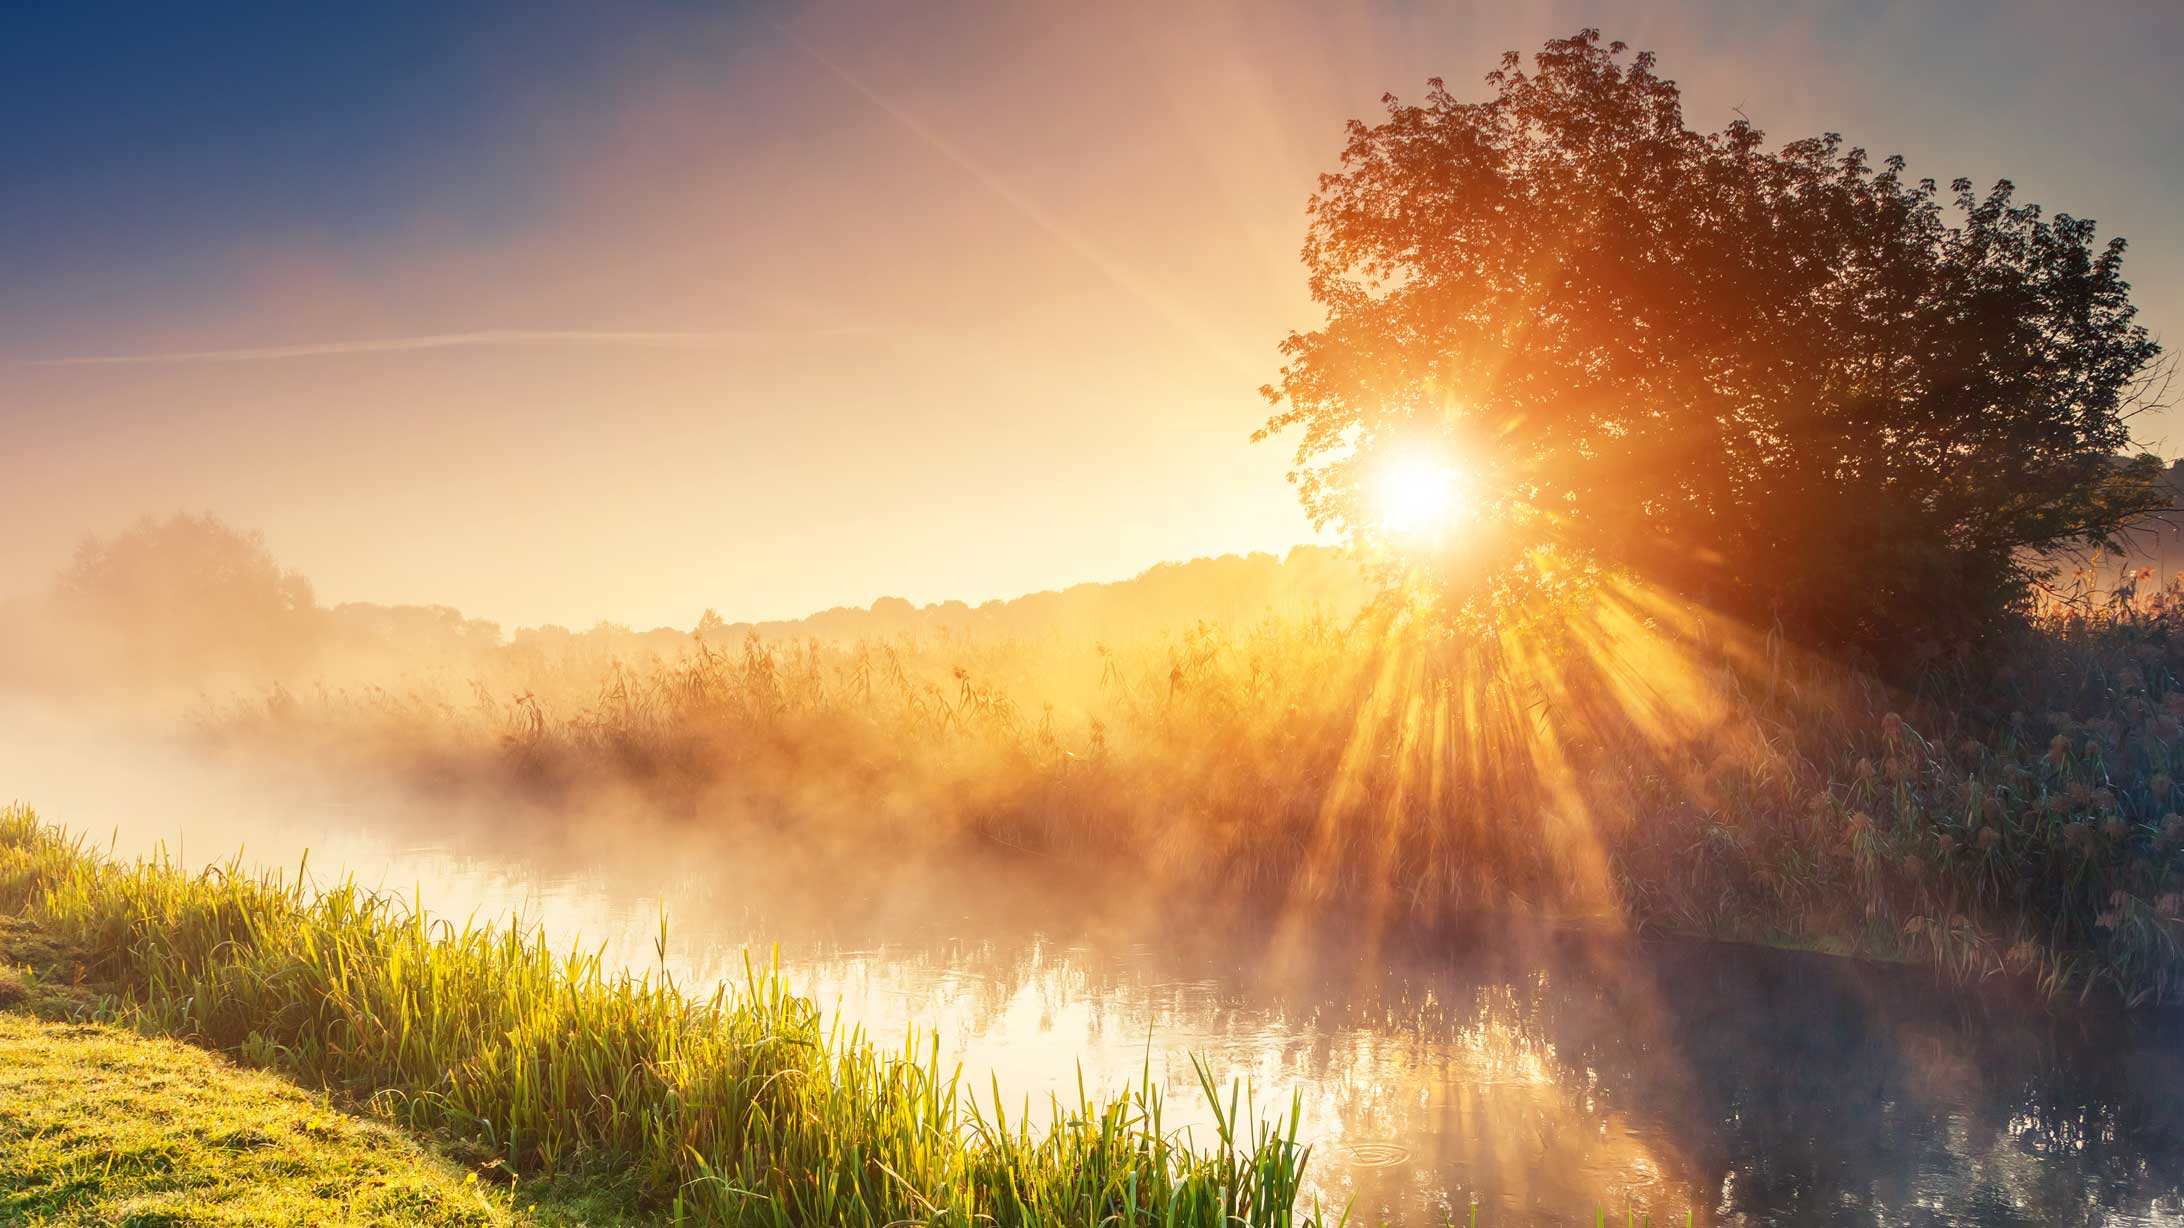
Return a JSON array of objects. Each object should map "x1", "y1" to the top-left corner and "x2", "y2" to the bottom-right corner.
[{"x1": 7, "y1": 712, "x2": 2181, "y2": 1226}]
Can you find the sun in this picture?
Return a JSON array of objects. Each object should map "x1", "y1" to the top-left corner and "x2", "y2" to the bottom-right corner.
[{"x1": 1372, "y1": 452, "x2": 1472, "y2": 538}]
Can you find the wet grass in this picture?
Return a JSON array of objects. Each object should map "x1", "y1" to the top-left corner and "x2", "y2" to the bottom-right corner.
[
  {"x1": 0, "y1": 1010, "x2": 571, "y2": 1228},
  {"x1": 0, "y1": 806, "x2": 1318, "y2": 1227},
  {"x1": 0, "y1": 983, "x2": 1695, "y2": 1228}
]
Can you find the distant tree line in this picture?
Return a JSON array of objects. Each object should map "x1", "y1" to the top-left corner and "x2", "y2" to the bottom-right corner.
[{"x1": 0, "y1": 513, "x2": 1367, "y2": 698}]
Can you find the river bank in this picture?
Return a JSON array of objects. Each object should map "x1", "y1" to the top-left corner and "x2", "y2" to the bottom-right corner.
[
  {"x1": 0, "y1": 1007, "x2": 645, "y2": 1228},
  {"x1": 0, "y1": 804, "x2": 1319, "y2": 1228}
]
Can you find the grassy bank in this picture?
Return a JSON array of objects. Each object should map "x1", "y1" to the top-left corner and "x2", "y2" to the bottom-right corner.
[
  {"x1": 0, "y1": 1010, "x2": 575, "y2": 1228},
  {"x1": 0, "y1": 805, "x2": 1316, "y2": 1228}
]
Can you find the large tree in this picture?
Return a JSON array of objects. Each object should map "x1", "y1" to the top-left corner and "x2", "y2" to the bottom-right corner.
[{"x1": 1261, "y1": 30, "x2": 2167, "y2": 656}]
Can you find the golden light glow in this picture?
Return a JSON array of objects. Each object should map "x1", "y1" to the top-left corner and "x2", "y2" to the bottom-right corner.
[{"x1": 1372, "y1": 452, "x2": 1471, "y2": 538}]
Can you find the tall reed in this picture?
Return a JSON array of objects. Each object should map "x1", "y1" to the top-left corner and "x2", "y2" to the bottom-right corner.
[{"x1": 199, "y1": 584, "x2": 2184, "y2": 1006}]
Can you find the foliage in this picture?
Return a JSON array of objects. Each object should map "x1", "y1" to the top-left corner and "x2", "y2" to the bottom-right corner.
[
  {"x1": 0, "y1": 518, "x2": 1365, "y2": 704},
  {"x1": 1259, "y1": 29, "x2": 2169, "y2": 657},
  {"x1": 52, "y1": 512, "x2": 322, "y2": 679},
  {"x1": 0, "y1": 807, "x2": 1319, "y2": 1228}
]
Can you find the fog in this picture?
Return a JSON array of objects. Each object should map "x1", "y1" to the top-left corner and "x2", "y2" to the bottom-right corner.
[
  {"x1": 12, "y1": 700, "x2": 2183, "y2": 1225},
  {"x1": 7, "y1": 513, "x2": 2184, "y2": 1224}
]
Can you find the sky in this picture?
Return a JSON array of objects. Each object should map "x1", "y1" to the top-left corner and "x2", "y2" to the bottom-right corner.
[{"x1": 4, "y1": 1, "x2": 2181, "y2": 631}]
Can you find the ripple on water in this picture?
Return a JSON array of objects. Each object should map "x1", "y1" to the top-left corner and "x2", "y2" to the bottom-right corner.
[{"x1": 1337, "y1": 1141, "x2": 1412, "y2": 1169}]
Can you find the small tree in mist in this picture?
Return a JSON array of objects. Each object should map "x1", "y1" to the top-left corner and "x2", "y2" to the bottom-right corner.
[
  {"x1": 692, "y1": 608, "x2": 729, "y2": 641},
  {"x1": 53, "y1": 513, "x2": 322, "y2": 681},
  {"x1": 1260, "y1": 30, "x2": 2169, "y2": 658}
]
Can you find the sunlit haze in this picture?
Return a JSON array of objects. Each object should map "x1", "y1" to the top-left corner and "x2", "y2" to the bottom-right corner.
[
  {"x1": 8, "y1": 9, "x2": 2184, "y2": 1225},
  {"x1": 4, "y1": 2, "x2": 2180, "y2": 630}
]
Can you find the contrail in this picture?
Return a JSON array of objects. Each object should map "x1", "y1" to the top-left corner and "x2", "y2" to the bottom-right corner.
[{"x1": 33, "y1": 326, "x2": 881, "y2": 367}]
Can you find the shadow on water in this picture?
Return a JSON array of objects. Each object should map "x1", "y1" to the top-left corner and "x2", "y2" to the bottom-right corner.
[
  {"x1": 5, "y1": 712, "x2": 2181, "y2": 1226},
  {"x1": 748, "y1": 917, "x2": 2184, "y2": 1227}
]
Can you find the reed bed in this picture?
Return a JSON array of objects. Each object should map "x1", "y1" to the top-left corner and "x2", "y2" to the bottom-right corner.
[
  {"x1": 197, "y1": 584, "x2": 2184, "y2": 1007},
  {"x1": 0, "y1": 806, "x2": 1316, "y2": 1227}
]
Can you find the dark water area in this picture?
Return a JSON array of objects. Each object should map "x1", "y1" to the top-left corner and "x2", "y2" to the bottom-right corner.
[
  {"x1": 5, "y1": 710, "x2": 2182, "y2": 1225},
  {"x1": 747, "y1": 917, "x2": 2184, "y2": 1227}
]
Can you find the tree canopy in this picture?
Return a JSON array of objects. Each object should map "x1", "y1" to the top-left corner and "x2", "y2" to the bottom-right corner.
[
  {"x1": 52, "y1": 512, "x2": 321, "y2": 678},
  {"x1": 1261, "y1": 30, "x2": 2168, "y2": 656}
]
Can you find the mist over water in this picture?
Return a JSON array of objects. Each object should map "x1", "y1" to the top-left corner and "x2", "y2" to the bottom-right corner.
[
  {"x1": 8, "y1": 700, "x2": 2181, "y2": 1227},
  {"x1": 8, "y1": 8, "x2": 2184, "y2": 1222}
]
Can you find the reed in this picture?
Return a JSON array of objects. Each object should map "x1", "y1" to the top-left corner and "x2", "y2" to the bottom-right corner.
[
  {"x1": 0, "y1": 806, "x2": 1317, "y2": 1227},
  {"x1": 196, "y1": 582, "x2": 2184, "y2": 1007}
]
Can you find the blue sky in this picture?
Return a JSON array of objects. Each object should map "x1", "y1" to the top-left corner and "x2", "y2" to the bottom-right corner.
[{"x1": 1, "y1": 5, "x2": 700, "y2": 344}]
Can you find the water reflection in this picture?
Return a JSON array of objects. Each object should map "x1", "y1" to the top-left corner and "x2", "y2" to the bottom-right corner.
[{"x1": 5, "y1": 714, "x2": 2181, "y2": 1226}]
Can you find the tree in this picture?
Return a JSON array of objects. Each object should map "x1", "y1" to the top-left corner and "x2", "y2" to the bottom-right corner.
[
  {"x1": 1260, "y1": 30, "x2": 2168, "y2": 657},
  {"x1": 52, "y1": 512, "x2": 322, "y2": 679}
]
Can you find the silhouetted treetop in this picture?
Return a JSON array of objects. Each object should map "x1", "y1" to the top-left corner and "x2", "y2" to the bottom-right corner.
[{"x1": 1262, "y1": 29, "x2": 2168, "y2": 656}]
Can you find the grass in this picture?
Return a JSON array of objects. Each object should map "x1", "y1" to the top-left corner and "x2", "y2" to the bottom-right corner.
[
  {"x1": 0, "y1": 805, "x2": 1320, "y2": 1228},
  {"x1": 0, "y1": 1006, "x2": 1694, "y2": 1228},
  {"x1": 203, "y1": 580, "x2": 2184, "y2": 1007},
  {"x1": 0, "y1": 1012, "x2": 542, "y2": 1228}
]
